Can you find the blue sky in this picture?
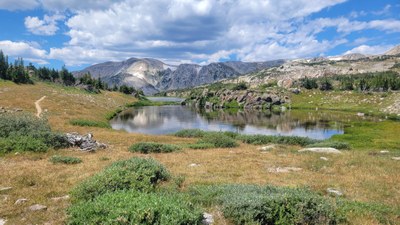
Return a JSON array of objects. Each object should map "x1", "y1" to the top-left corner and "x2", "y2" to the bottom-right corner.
[{"x1": 0, "y1": 0, "x2": 399, "y2": 71}]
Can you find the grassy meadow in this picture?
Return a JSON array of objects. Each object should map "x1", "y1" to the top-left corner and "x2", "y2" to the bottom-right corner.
[{"x1": 0, "y1": 80, "x2": 399, "y2": 224}]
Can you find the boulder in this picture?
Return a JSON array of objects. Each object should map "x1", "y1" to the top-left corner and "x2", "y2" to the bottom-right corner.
[
  {"x1": 0, "y1": 218, "x2": 6, "y2": 225},
  {"x1": 51, "y1": 195, "x2": 70, "y2": 201},
  {"x1": 257, "y1": 145, "x2": 275, "y2": 151},
  {"x1": 66, "y1": 133, "x2": 107, "y2": 152},
  {"x1": 392, "y1": 157, "x2": 400, "y2": 161},
  {"x1": 299, "y1": 147, "x2": 342, "y2": 154}
]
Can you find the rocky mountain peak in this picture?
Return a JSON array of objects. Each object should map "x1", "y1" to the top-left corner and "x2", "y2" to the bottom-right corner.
[{"x1": 385, "y1": 45, "x2": 400, "y2": 55}]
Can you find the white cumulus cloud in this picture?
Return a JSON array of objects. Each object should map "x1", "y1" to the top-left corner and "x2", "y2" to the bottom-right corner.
[
  {"x1": 344, "y1": 45, "x2": 394, "y2": 55},
  {"x1": 24, "y1": 14, "x2": 65, "y2": 36}
]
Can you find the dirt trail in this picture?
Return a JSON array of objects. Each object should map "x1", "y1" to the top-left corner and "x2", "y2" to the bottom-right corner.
[{"x1": 35, "y1": 96, "x2": 46, "y2": 117}]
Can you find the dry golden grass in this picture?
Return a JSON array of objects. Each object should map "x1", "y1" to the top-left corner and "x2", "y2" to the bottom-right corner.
[{"x1": 0, "y1": 81, "x2": 399, "y2": 224}]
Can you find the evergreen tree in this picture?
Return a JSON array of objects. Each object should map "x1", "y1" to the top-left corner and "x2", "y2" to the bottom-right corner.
[
  {"x1": 0, "y1": 50, "x2": 9, "y2": 80},
  {"x1": 60, "y1": 65, "x2": 76, "y2": 86}
]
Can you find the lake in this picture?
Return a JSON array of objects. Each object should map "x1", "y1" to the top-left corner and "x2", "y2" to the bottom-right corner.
[{"x1": 109, "y1": 103, "x2": 370, "y2": 139}]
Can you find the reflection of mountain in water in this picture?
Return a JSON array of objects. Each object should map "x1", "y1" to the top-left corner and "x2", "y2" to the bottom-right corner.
[{"x1": 109, "y1": 105, "x2": 367, "y2": 139}]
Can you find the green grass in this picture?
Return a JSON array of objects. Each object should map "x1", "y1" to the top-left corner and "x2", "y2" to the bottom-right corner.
[
  {"x1": 70, "y1": 157, "x2": 170, "y2": 202},
  {"x1": 69, "y1": 119, "x2": 111, "y2": 128},
  {"x1": 129, "y1": 142, "x2": 181, "y2": 154},
  {"x1": 186, "y1": 142, "x2": 216, "y2": 149},
  {"x1": 50, "y1": 155, "x2": 82, "y2": 164},
  {"x1": 330, "y1": 121, "x2": 400, "y2": 150},
  {"x1": 199, "y1": 132, "x2": 239, "y2": 148},
  {"x1": 67, "y1": 190, "x2": 203, "y2": 225},
  {"x1": 174, "y1": 129, "x2": 206, "y2": 138}
]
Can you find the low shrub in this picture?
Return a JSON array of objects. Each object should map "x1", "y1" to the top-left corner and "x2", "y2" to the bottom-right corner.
[
  {"x1": 237, "y1": 134, "x2": 317, "y2": 146},
  {"x1": 187, "y1": 142, "x2": 215, "y2": 149},
  {"x1": 50, "y1": 155, "x2": 82, "y2": 164},
  {"x1": 129, "y1": 142, "x2": 181, "y2": 154},
  {"x1": 68, "y1": 190, "x2": 203, "y2": 225},
  {"x1": 0, "y1": 113, "x2": 70, "y2": 152},
  {"x1": 188, "y1": 184, "x2": 340, "y2": 225},
  {"x1": 174, "y1": 129, "x2": 205, "y2": 138},
  {"x1": 69, "y1": 119, "x2": 111, "y2": 128},
  {"x1": 0, "y1": 135, "x2": 48, "y2": 153},
  {"x1": 307, "y1": 141, "x2": 350, "y2": 150},
  {"x1": 200, "y1": 132, "x2": 239, "y2": 148},
  {"x1": 71, "y1": 157, "x2": 170, "y2": 201}
]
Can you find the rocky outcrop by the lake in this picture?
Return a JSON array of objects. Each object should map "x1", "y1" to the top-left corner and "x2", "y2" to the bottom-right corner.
[{"x1": 185, "y1": 89, "x2": 287, "y2": 110}]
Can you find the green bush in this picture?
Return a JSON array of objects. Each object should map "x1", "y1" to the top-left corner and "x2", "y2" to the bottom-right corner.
[
  {"x1": 307, "y1": 141, "x2": 350, "y2": 150},
  {"x1": 71, "y1": 157, "x2": 170, "y2": 201},
  {"x1": 0, "y1": 135, "x2": 48, "y2": 153},
  {"x1": 0, "y1": 113, "x2": 70, "y2": 152},
  {"x1": 174, "y1": 129, "x2": 206, "y2": 138},
  {"x1": 69, "y1": 119, "x2": 111, "y2": 128},
  {"x1": 187, "y1": 142, "x2": 215, "y2": 149},
  {"x1": 237, "y1": 134, "x2": 317, "y2": 146},
  {"x1": 50, "y1": 155, "x2": 82, "y2": 164},
  {"x1": 188, "y1": 184, "x2": 339, "y2": 225},
  {"x1": 129, "y1": 142, "x2": 181, "y2": 154},
  {"x1": 199, "y1": 132, "x2": 239, "y2": 148},
  {"x1": 68, "y1": 190, "x2": 203, "y2": 225}
]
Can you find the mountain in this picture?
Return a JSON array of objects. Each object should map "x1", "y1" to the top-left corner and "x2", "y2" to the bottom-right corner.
[
  {"x1": 73, "y1": 58, "x2": 285, "y2": 95},
  {"x1": 385, "y1": 45, "x2": 400, "y2": 56}
]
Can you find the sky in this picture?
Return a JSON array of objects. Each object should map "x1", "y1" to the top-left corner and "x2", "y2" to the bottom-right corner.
[{"x1": 0, "y1": 0, "x2": 399, "y2": 71}]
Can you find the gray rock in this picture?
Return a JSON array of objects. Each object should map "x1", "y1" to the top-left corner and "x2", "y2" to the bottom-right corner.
[
  {"x1": 202, "y1": 212, "x2": 214, "y2": 225},
  {"x1": 28, "y1": 204, "x2": 47, "y2": 211},
  {"x1": 268, "y1": 167, "x2": 302, "y2": 173},
  {"x1": 392, "y1": 157, "x2": 400, "y2": 161},
  {"x1": 299, "y1": 147, "x2": 342, "y2": 154},
  {"x1": 327, "y1": 188, "x2": 343, "y2": 196},
  {"x1": 188, "y1": 163, "x2": 199, "y2": 167},
  {"x1": 14, "y1": 198, "x2": 28, "y2": 205},
  {"x1": 0, "y1": 187, "x2": 12, "y2": 193},
  {"x1": 66, "y1": 133, "x2": 107, "y2": 152},
  {"x1": 380, "y1": 150, "x2": 389, "y2": 154},
  {"x1": 257, "y1": 145, "x2": 275, "y2": 151},
  {"x1": 320, "y1": 157, "x2": 329, "y2": 161},
  {"x1": 0, "y1": 218, "x2": 6, "y2": 225},
  {"x1": 51, "y1": 195, "x2": 70, "y2": 201}
]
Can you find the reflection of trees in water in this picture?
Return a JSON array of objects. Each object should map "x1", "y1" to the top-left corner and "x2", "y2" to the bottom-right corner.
[
  {"x1": 111, "y1": 106, "x2": 198, "y2": 130},
  {"x1": 198, "y1": 109, "x2": 366, "y2": 132}
]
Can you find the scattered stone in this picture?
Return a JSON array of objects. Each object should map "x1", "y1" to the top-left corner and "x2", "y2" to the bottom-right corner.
[
  {"x1": 268, "y1": 167, "x2": 302, "y2": 173},
  {"x1": 299, "y1": 148, "x2": 342, "y2": 154},
  {"x1": 66, "y1": 132, "x2": 107, "y2": 152},
  {"x1": 380, "y1": 150, "x2": 389, "y2": 154},
  {"x1": 188, "y1": 163, "x2": 199, "y2": 167},
  {"x1": 392, "y1": 157, "x2": 400, "y2": 161},
  {"x1": 327, "y1": 188, "x2": 343, "y2": 196},
  {"x1": 356, "y1": 112, "x2": 365, "y2": 117},
  {"x1": 28, "y1": 204, "x2": 47, "y2": 211},
  {"x1": 0, "y1": 218, "x2": 6, "y2": 225},
  {"x1": 51, "y1": 195, "x2": 70, "y2": 201},
  {"x1": 15, "y1": 198, "x2": 29, "y2": 205},
  {"x1": 0, "y1": 187, "x2": 12, "y2": 193},
  {"x1": 257, "y1": 145, "x2": 275, "y2": 151},
  {"x1": 320, "y1": 157, "x2": 329, "y2": 161},
  {"x1": 202, "y1": 212, "x2": 214, "y2": 225}
]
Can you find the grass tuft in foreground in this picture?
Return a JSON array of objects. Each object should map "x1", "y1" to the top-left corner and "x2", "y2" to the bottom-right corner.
[
  {"x1": 306, "y1": 141, "x2": 350, "y2": 150},
  {"x1": 129, "y1": 142, "x2": 181, "y2": 154},
  {"x1": 174, "y1": 129, "x2": 206, "y2": 138},
  {"x1": 70, "y1": 157, "x2": 170, "y2": 202},
  {"x1": 69, "y1": 119, "x2": 111, "y2": 128},
  {"x1": 49, "y1": 155, "x2": 82, "y2": 164}
]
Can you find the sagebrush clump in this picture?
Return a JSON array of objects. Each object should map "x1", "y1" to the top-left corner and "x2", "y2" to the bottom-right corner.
[
  {"x1": 50, "y1": 155, "x2": 82, "y2": 164},
  {"x1": 0, "y1": 113, "x2": 69, "y2": 153},
  {"x1": 71, "y1": 157, "x2": 170, "y2": 201},
  {"x1": 188, "y1": 184, "x2": 340, "y2": 225},
  {"x1": 129, "y1": 142, "x2": 181, "y2": 153}
]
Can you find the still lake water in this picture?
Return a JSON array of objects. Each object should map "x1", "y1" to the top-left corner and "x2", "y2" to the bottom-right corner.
[{"x1": 109, "y1": 98, "x2": 369, "y2": 139}]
